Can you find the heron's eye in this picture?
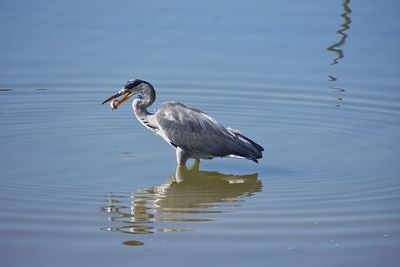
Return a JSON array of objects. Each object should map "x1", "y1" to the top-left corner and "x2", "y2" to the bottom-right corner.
[
  {"x1": 125, "y1": 79, "x2": 141, "y2": 90},
  {"x1": 125, "y1": 82, "x2": 135, "y2": 90}
]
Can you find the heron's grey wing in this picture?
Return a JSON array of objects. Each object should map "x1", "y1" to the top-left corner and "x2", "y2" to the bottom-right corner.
[
  {"x1": 155, "y1": 102, "x2": 231, "y2": 156},
  {"x1": 155, "y1": 102, "x2": 262, "y2": 160}
]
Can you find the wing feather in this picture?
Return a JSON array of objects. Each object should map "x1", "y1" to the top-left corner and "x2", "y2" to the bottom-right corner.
[{"x1": 155, "y1": 102, "x2": 263, "y2": 160}]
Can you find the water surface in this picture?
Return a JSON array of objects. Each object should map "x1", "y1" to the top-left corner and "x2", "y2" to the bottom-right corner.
[{"x1": 1, "y1": 0, "x2": 399, "y2": 266}]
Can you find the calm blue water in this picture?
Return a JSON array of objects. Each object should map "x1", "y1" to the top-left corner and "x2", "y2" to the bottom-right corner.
[{"x1": 1, "y1": 0, "x2": 400, "y2": 266}]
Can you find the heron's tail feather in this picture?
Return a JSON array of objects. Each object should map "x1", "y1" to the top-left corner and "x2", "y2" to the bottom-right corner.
[
  {"x1": 235, "y1": 132, "x2": 264, "y2": 152},
  {"x1": 226, "y1": 128, "x2": 264, "y2": 162}
]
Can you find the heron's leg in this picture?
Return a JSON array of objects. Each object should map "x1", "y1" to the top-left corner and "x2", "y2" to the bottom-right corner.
[
  {"x1": 189, "y1": 159, "x2": 200, "y2": 171},
  {"x1": 176, "y1": 147, "x2": 189, "y2": 167},
  {"x1": 174, "y1": 165, "x2": 187, "y2": 183}
]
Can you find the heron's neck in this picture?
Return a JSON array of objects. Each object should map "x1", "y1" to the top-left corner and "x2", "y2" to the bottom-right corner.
[
  {"x1": 140, "y1": 83, "x2": 156, "y2": 109},
  {"x1": 132, "y1": 83, "x2": 158, "y2": 131}
]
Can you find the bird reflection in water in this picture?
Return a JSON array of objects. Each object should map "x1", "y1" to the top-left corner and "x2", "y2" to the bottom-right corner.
[{"x1": 100, "y1": 162, "x2": 262, "y2": 246}]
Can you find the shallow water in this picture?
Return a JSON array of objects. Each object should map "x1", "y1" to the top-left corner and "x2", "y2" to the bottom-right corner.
[{"x1": 1, "y1": 0, "x2": 400, "y2": 266}]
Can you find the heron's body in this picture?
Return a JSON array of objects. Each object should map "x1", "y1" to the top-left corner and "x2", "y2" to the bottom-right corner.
[{"x1": 102, "y1": 79, "x2": 264, "y2": 166}]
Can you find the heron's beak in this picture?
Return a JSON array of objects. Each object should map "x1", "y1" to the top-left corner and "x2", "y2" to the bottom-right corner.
[{"x1": 101, "y1": 89, "x2": 133, "y2": 109}]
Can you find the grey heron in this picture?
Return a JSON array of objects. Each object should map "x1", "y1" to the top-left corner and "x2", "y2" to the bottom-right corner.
[{"x1": 102, "y1": 79, "x2": 264, "y2": 166}]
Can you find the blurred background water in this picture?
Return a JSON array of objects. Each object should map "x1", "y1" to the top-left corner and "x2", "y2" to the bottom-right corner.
[{"x1": 0, "y1": 0, "x2": 399, "y2": 266}]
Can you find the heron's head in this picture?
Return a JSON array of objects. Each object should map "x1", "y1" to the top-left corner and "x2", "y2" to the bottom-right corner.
[{"x1": 101, "y1": 79, "x2": 147, "y2": 110}]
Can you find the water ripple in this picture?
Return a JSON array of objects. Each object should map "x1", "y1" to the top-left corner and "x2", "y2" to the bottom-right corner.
[{"x1": 1, "y1": 79, "x2": 399, "y2": 252}]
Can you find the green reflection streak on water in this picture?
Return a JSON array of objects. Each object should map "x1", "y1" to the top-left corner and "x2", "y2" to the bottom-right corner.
[
  {"x1": 327, "y1": 0, "x2": 352, "y2": 66},
  {"x1": 327, "y1": 0, "x2": 352, "y2": 107},
  {"x1": 101, "y1": 162, "x2": 262, "y2": 246}
]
